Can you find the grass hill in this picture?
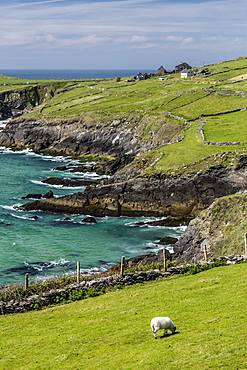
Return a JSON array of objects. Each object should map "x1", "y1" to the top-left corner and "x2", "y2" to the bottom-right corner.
[
  {"x1": 1, "y1": 57, "x2": 246, "y2": 258},
  {"x1": 1, "y1": 263, "x2": 247, "y2": 369},
  {"x1": 1, "y1": 56, "x2": 247, "y2": 176},
  {"x1": 1, "y1": 59, "x2": 247, "y2": 369}
]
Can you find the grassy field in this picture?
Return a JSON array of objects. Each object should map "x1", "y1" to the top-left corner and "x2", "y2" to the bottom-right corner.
[
  {"x1": 1, "y1": 263, "x2": 247, "y2": 369},
  {"x1": 1, "y1": 57, "x2": 247, "y2": 175}
]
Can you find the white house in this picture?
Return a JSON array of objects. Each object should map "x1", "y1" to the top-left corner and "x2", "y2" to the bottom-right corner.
[{"x1": 181, "y1": 69, "x2": 193, "y2": 78}]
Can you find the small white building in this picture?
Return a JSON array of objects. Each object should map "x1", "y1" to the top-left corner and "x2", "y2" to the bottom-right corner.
[{"x1": 181, "y1": 69, "x2": 193, "y2": 78}]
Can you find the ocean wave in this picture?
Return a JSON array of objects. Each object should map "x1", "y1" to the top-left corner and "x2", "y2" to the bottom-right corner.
[
  {"x1": 11, "y1": 213, "x2": 40, "y2": 221},
  {"x1": 125, "y1": 218, "x2": 187, "y2": 231},
  {"x1": 24, "y1": 259, "x2": 70, "y2": 272},
  {"x1": 0, "y1": 147, "x2": 33, "y2": 155},
  {"x1": 2, "y1": 259, "x2": 70, "y2": 278},
  {"x1": 39, "y1": 154, "x2": 80, "y2": 164},
  {"x1": 127, "y1": 242, "x2": 174, "y2": 255},
  {"x1": 30, "y1": 180, "x2": 86, "y2": 190},
  {"x1": 1, "y1": 204, "x2": 22, "y2": 211},
  {"x1": 34, "y1": 262, "x2": 114, "y2": 283}
]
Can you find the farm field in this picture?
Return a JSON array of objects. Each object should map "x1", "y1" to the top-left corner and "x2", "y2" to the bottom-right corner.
[
  {"x1": 1, "y1": 263, "x2": 247, "y2": 369},
  {"x1": 1, "y1": 57, "x2": 247, "y2": 176}
]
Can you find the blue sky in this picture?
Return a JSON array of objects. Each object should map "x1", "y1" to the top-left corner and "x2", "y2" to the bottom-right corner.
[{"x1": 0, "y1": 0, "x2": 246, "y2": 70}]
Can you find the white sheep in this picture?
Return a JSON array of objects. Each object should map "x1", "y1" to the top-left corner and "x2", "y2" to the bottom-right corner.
[{"x1": 150, "y1": 317, "x2": 176, "y2": 339}]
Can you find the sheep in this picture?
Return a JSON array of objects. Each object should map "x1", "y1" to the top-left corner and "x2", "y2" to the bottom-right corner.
[{"x1": 150, "y1": 317, "x2": 176, "y2": 339}]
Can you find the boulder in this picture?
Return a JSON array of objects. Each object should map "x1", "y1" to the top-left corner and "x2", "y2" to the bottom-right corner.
[
  {"x1": 42, "y1": 177, "x2": 100, "y2": 187},
  {"x1": 81, "y1": 217, "x2": 97, "y2": 224},
  {"x1": 43, "y1": 191, "x2": 54, "y2": 199},
  {"x1": 22, "y1": 194, "x2": 42, "y2": 199},
  {"x1": 159, "y1": 236, "x2": 178, "y2": 245}
]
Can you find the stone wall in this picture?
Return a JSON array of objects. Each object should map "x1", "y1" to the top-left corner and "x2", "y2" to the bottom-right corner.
[{"x1": 1, "y1": 255, "x2": 246, "y2": 315}]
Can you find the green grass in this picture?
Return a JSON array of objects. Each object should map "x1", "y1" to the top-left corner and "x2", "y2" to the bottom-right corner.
[
  {"x1": 3, "y1": 56, "x2": 247, "y2": 175},
  {"x1": 151, "y1": 121, "x2": 247, "y2": 173},
  {"x1": 199, "y1": 194, "x2": 247, "y2": 256},
  {"x1": 1, "y1": 263, "x2": 247, "y2": 369},
  {"x1": 203, "y1": 110, "x2": 247, "y2": 143}
]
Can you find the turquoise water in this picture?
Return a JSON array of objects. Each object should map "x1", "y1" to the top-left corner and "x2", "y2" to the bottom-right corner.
[{"x1": 0, "y1": 145, "x2": 184, "y2": 286}]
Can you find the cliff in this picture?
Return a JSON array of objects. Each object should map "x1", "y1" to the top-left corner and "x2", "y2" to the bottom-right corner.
[
  {"x1": 1, "y1": 59, "x2": 247, "y2": 261},
  {"x1": 172, "y1": 193, "x2": 247, "y2": 262},
  {"x1": 20, "y1": 157, "x2": 247, "y2": 218},
  {"x1": 0, "y1": 84, "x2": 61, "y2": 120}
]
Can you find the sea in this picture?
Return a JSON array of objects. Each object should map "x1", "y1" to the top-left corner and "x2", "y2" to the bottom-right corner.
[
  {"x1": 0, "y1": 145, "x2": 186, "y2": 286},
  {"x1": 0, "y1": 69, "x2": 183, "y2": 286},
  {"x1": 0, "y1": 69, "x2": 156, "y2": 80}
]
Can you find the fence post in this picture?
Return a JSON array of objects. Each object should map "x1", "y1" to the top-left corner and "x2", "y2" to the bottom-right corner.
[
  {"x1": 77, "y1": 261, "x2": 80, "y2": 284},
  {"x1": 120, "y1": 256, "x2": 125, "y2": 277},
  {"x1": 163, "y1": 248, "x2": 167, "y2": 272},
  {"x1": 25, "y1": 273, "x2": 29, "y2": 290},
  {"x1": 203, "y1": 244, "x2": 208, "y2": 262},
  {"x1": 245, "y1": 233, "x2": 247, "y2": 256}
]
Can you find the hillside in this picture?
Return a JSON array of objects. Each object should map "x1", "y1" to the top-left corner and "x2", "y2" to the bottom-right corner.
[
  {"x1": 1, "y1": 57, "x2": 247, "y2": 171},
  {"x1": 0, "y1": 57, "x2": 247, "y2": 259},
  {"x1": 1, "y1": 263, "x2": 247, "y2": 369},
  {"x1": 173, "y1": 193, "x2": 247, "y2": 262}
]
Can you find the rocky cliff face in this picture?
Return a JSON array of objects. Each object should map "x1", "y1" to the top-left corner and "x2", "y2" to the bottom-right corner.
[
  {"x1": 20, "y1": 160, "x2": 247, "y2": 219},
  {"x1": 0, "y1": 119, "x2": 146, "y2": 160},
  {"x1": 0, "y1": 85, "x2": 55, "y2": 119},
  {"x1": 1, "y1": 93, "x2": 247, "y2": 263},
  {"x1": 172, "y1": 193, "x2": 247, "y2": 262}
]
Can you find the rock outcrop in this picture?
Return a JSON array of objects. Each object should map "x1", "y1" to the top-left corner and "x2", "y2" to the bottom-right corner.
[
  {"x1": 0, "y1": 119, "x2": 144, "y2": 159},
  {"x1": 173, "y1": 193, "x2": 247, "y2": 262},
  {"x1": 19, "y1": 161, "x2": 247, "y2": 218},
  {"x1": 0, "y1": 85, "x2": 58, "y2": 119}
]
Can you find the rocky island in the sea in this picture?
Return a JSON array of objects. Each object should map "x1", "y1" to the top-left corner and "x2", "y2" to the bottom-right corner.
[{"x1": 1, "y1": 57, "x2": 247, "y2": 263}]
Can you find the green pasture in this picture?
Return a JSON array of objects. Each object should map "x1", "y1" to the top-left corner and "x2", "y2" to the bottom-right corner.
[
  {"x1": 203, "y1": 110, "x2": 247, "y2": 143},
  {"x1": 151, "y1": 120, "x2": 247, "y2": 173},
  {"x1": 2, "y1": 57, "x2": 247, "y2": 175},
  {"x1": 26, "y1": 67, "x2": 247, "y2": 124},
  {"x1": 171, "y1": 94, "x2": 247, "y2": 120},
  {"x1": 1, "y1": 263, "x2": 247, "y2": 369}
]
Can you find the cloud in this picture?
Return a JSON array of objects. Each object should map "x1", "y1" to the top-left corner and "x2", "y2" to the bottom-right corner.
[
  {"x1": 116, "y1": 35, "x2": 149, "y2": 43},
  {"x1": 0, "y1": 0, "x2": 247, "y2": 68}
]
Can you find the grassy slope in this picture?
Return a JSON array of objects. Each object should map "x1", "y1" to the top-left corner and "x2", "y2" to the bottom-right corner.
[
  {"x1": 1, "y1": 263, "x2": 247, "y2": 369},
  {"x1": 4, "y1": 57, "x2": 246, "y2": 174},
  {"x1": 198, "y1": 194, "x2": 247, "y2": 257}
]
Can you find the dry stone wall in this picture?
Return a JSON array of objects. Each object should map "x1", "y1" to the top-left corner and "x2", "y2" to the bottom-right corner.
[{"x1": 1, "y1": 255, "x2": 246, "y2": 315}]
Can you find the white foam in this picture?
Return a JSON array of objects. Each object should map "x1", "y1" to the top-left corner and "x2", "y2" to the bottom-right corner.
[
  {"x1": 1, "y1": 204, "x2": 21, "y2": 211},
  {"x1": 24, "y1": 258, "x2": 70, "y2": 272},
  {"x1": 30, "y1": 180, "x2": 86, "y2": 190},
  {"x1": 11, "y1": 213, "x2": 40, "y2": 221}
]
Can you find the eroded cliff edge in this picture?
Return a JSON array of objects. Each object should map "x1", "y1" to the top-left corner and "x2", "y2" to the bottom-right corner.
[
  {"x1": 20, "y1": 158, "x2": 247, "y2": 218},
  {"x1": 1, "y1": 116, "x2": 247, "y2": 219},
  {"x1": 1, "y1": 116, "x2": 247, "y2": 262}
]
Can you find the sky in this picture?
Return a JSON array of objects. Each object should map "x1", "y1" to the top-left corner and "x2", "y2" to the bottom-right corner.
[{"x1": 0, "y1": 0, "x2": 246, "y2": 70}]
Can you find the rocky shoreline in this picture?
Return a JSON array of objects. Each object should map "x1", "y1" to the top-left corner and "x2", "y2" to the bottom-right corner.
[
  {"x1": 19, "y1": 159, "x2": 247, "y2": 218},
  {"x1": 1, "y1": 115, "x2": 247, "y2": 267}
]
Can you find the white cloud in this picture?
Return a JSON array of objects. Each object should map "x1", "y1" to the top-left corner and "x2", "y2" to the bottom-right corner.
[{"x1": 0, "y1": 0, "x2": 247, "y2": 68}]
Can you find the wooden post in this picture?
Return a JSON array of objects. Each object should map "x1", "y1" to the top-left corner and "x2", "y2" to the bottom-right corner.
[
  {"x1": 120, "y1": 256, "x2": 125, "y2": 277},
  {"x1": 245, "y1": 233, "x2": 247, "y2": 256},
  {"x1": 203, "y1": 244, "x2": 208, "y2": 262},
  {"x1": 163, "y1": 248, "x2": 167, "y2": 272},
  {"x1": 77, "y1": 261, "x2": 80, "y2": 284},
  {"x1": 25, "y1": 273, "x2": 29, "y2": 290}
]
